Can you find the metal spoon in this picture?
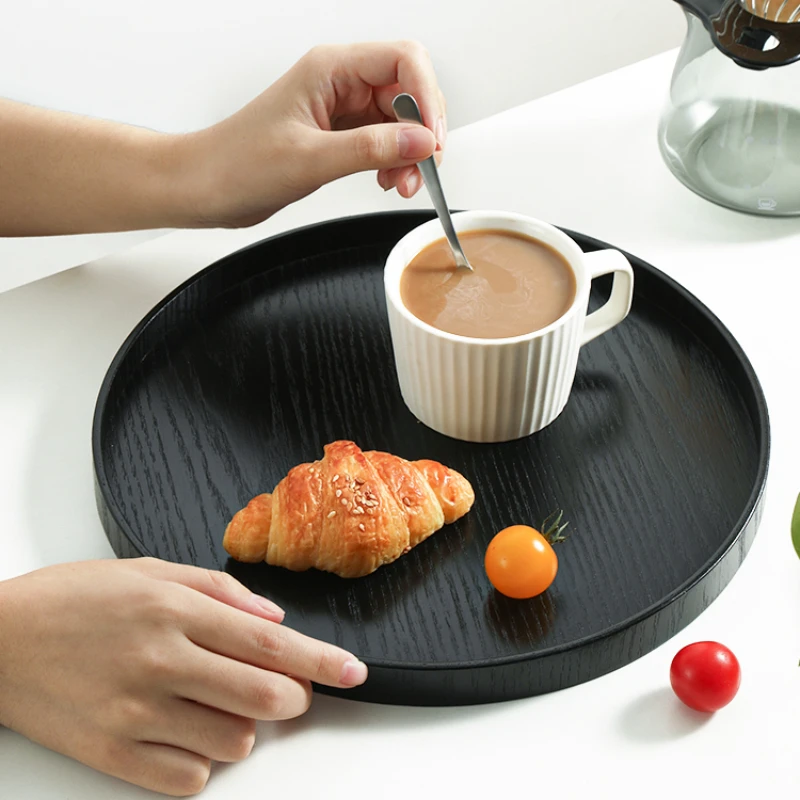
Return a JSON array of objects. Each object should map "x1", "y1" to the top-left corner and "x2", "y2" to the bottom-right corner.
[{"x1": 392, "y1": 93, "x2": 473, "y2": 271}]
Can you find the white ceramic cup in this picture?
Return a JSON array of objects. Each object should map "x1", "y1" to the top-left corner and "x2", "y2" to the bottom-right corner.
[{"x1": 384, "y1": 211, "x2": 635, "y2": 443}]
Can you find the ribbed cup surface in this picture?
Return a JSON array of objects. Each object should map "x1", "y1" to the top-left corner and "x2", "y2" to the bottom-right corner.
[{"x1": 386, "y1": 300, "x2": 585, "y2": 443}]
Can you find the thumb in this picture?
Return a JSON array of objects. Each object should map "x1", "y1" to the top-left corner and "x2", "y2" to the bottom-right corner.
[{"x1": 319, "y1": 123, "x2": 436, "y2": 182}]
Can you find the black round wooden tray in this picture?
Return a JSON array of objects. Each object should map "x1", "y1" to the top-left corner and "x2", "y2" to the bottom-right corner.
[{"x1": 92, "y1": 210, "x2": 769, "y2": 707}]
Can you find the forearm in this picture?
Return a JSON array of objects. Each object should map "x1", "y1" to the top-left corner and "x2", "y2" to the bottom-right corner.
[
  {"x1": 0, "y1": 576, "x2": 18, "y2": 729},
  {"x1": 0, "y1": 98, "x2": 198, "y2": 236},
  {"x1": 0, "y1": 42, "x2": 446, "y2": 238}
]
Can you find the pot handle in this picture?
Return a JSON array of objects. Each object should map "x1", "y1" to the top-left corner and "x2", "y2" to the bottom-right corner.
[{"x1": 674, "y1": 0, "x2": 800, "y2": 68}]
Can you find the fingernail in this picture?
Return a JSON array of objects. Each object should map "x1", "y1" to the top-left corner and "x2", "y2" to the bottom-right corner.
[
  {"x1": 436, "y1": 117, "x2": 447, "y2": 149},
  {"x1": 339, "y1": 659, "x2": 368, "y2": 687},
  {"x1": 253, "y1": 595, "x2": 285, "y2": 620},
  {"x1": 406, "y1": 171, "x2": 422, "y2": 196},
  {"x1": 397, "y1": 126, "x2": 433, "y2": 160}
]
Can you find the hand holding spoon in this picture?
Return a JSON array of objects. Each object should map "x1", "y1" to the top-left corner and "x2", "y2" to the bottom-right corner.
[{"x1": 392, "y1": 93, "x2": 473, "y2": 271}]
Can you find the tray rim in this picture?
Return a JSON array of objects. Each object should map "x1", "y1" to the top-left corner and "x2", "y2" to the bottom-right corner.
[{"x1": 91, "y1": 209, "x2": 771, "y2": 672}]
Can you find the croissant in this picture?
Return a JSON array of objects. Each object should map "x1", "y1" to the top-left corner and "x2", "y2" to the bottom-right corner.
[{"x1": 223, "y1": 440, "x2": 475, "y2": 578}]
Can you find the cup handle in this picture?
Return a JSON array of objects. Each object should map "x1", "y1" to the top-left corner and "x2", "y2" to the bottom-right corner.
[{"x1": 580, "y1": 249, "x2": 634, "y2": 346}]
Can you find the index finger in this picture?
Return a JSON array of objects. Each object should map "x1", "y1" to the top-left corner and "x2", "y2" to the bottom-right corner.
[
  {"x1": 182, "y1": 592, "x2": 368, "y2": 689},
  {"x1": 325, "y1": 40, "x2": 446, "y2": 144},
  {"x1": 134, "y1": 557, "x2": 285, "y2": 623}
]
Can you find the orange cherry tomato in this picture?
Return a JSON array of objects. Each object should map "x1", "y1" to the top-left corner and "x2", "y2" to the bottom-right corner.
[{"x1": 485, "y1": 525, "x2": 558, "y2": 599}]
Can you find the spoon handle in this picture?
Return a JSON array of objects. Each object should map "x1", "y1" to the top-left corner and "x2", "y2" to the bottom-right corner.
[{"x1": 392, "y1": 93, "x2": 472, "y2": 271}]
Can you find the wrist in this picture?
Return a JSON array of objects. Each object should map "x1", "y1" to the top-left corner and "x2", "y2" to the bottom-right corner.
[
  {"x1": 140, "y1": 129, "x2": 211, "y2": 231},
  {"x1": 166, "y1": 122, "x2": 262, "y2": 231},
  {"x1": 165, "y1": 115, "x2": 295, "y2": 231},
  {"x1": 150, "y1": 124, "x2": 221, "y2": 230}
]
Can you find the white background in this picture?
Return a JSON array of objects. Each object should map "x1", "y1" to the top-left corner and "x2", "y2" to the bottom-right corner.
[
  {"x1": 2, "y1": 50, "x2": 800, "y2": 799},
  {"x1": 0, "y1": 0, "x2": 685, "y2": 294}
]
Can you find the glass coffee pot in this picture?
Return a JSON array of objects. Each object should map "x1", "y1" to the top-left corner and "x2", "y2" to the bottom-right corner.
[{"x1": 659, "y1": 0, "x2": 800, "y2": 215}]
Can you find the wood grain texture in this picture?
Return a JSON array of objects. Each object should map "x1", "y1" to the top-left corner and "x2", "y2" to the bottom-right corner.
[{"x1": 92, "y1": 211, "x2": 769, "y2": 706}]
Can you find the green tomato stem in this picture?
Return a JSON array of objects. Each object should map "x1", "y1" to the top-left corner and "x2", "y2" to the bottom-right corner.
[{"x1": 542, "y1": 509, "x2": 570, "y2": 545}]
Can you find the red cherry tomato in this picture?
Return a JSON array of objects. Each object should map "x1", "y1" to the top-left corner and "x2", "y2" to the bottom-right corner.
[{"x1": 670, "y1": 641, "x2": 741, "y2": 712}]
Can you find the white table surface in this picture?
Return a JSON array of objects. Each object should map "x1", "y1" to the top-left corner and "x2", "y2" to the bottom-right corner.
[{"x1": 2, "y1": 50, "x2": 799, "y2": 798}]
